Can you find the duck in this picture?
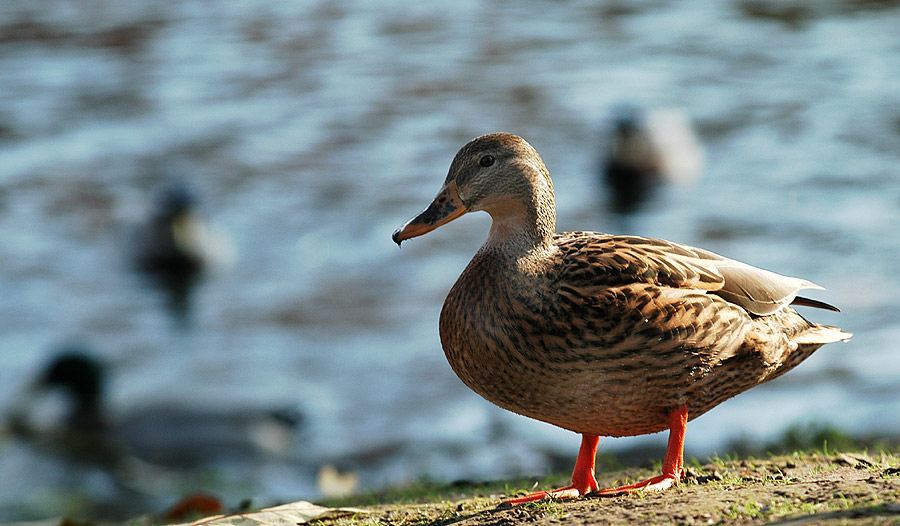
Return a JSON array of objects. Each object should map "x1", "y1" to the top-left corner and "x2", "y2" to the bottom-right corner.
[
  {"x1": 392, "y1": 133, "x2": 850, "y2": 505},
  {"x1": 602, "y1": 106, "x2": 705, "y2": 213},
  {"x1": 131, "y1": 181, "x2": 234, "y2": 321},
  {"x1": 6, "y1": 349, "x2": 303, "y2": 471},
  {"x1": 133, "y1": 182, "x2": 213, "y2": 274}
]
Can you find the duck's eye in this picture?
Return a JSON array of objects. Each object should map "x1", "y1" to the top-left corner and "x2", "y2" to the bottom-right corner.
[{"x1": 479, "y1": 155, "x2": 495, "y2": 167}]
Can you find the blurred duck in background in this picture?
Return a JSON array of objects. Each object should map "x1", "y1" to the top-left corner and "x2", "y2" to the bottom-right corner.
[
  {"x1": 134, "y1": 182, "x2": 210, "y2": 274},
  {"x1": 131, "y1": 181, "x2": 234, "y2": 321},
  {"x1": 5, "y1": 348, "x2": 303, "y2": 474},
  {"x1": 601, "y1": 105, "x2": 705, "y2": 214}
]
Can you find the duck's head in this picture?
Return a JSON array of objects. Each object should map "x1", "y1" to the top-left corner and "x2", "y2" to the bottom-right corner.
[
  {"x1": 392, "y1": 133, "x2": 556, "y2": 247},
  {"x1": 154, "y1": 182, "x2": 197, "y2": 222},
  {"x1": 38, "y1": 349, "x2": 105, "y2": 411}
]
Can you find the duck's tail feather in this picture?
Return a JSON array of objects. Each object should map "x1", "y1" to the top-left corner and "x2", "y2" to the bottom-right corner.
[{"x1": 794, "y1": 324, "x2": 852, "y2": 345}]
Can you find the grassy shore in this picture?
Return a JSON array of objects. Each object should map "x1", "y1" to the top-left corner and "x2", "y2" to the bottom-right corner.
[{"x1": 314, "y1": 449, "x2": 900, "y2": 526}]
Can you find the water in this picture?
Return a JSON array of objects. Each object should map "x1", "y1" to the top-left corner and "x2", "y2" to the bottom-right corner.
[{"x1": 1, "y1": 0, "x2": 899, "y2": 520}]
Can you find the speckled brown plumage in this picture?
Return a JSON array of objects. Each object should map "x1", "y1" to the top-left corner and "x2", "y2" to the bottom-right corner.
[
  {"x1": 393, "y1": 132, "x2": 850, "y2": 503},
  {"x1": 439, "y1": 231, "x2": 841, "y2": 438}
]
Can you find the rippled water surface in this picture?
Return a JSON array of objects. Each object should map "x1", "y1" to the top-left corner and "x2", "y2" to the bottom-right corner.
[{"x1": 1, "y1": 0, "x2": 899, "y2": 520}]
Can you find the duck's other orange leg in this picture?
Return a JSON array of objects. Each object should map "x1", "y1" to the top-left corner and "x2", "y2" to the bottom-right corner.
[
  {"x1": 502, "y1": 434, "x2": 601, "y2": 506},
  {"x1": 596, "y1": 404, "x2": 688, "y2": 495}
]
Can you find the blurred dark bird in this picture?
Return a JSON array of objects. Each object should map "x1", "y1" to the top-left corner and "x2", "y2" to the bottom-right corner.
[
  {"x1": 132, "y1": 181, "x2": 232, "y2": 274},
  {"x1": 393, "y1": 133, "x2": 849, "y2": 505},
  {"x1": 602, "y1": 105, "x2": 705, "y2": 213},
  {"x1": 6, "y1": 349, "x2": 302, "y2": 471},
  {"x1": 131, "y1": 181, "x2": 233, "y2": 320}
]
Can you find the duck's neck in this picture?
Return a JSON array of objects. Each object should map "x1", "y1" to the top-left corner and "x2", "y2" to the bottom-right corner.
[
  {"x1": 481, "y1": 198, "x2": 556, "y2": 261},
  {"x1": 68, "y1": 388, "x2": 108, "y2": 431}
]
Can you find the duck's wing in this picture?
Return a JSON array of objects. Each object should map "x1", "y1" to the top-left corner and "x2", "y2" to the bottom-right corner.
[
  {"x1": 540, "y1": 233, "x2": 750, "y2": 366},
  {"x1": 554, "y1": 233, "x2": 831, "y2": 316},
  {"x1": 684, "y1": 244, "x2": 835, "y2": 315}
]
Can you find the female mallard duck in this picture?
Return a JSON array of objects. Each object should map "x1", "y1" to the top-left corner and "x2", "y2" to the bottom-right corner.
[{"x1": 392, "y1": 133, "x2": 850, "y2": 505}]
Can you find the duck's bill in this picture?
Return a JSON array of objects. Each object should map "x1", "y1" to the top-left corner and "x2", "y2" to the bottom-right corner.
[{"x1": 392, "y1": 181, "x2": 469, "y2": 246}]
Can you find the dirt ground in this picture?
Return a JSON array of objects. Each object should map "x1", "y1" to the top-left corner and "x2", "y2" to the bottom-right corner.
[{"x1": 323, "y1": 451, "x2": 900, "y2": 526}]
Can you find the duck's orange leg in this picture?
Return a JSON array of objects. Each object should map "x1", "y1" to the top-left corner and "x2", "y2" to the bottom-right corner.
[
  {"x1": 503, "y1": 434, "x2": 601, "y2": 505},
  {"x1": 596, "y1": 404, "x2": 688, "y2": 496}
]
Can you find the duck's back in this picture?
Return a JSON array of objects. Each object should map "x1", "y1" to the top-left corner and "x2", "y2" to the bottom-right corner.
[{"x1": 439, "y1": 232, "x2": 847, "y2": 437}]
